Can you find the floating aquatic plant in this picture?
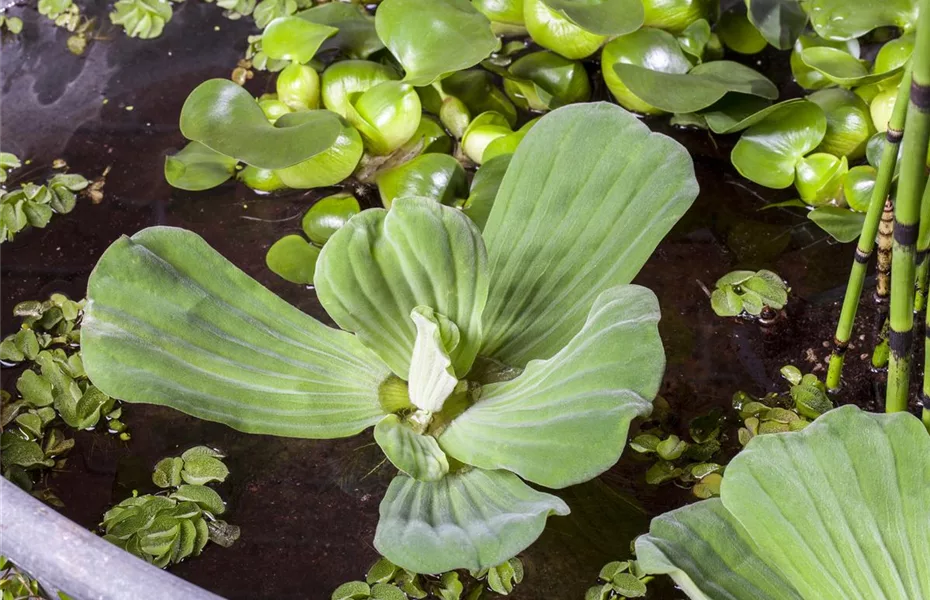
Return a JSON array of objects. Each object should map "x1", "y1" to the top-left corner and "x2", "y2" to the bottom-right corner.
[
  {"x1": 709, "y1": 270, "x2": 788, "y2": 318},
  {"x1": 82, "y1": 104, "x2": 698, "y2": 572}
]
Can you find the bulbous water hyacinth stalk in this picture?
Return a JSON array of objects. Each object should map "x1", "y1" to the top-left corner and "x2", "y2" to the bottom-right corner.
[
  {"x1": 80, "y1": 104, "x2": 698, "y2": 572},
  {"x1": 888, "y1": 0, "x2": 930, "y2": 414},
  {"x1": 523, "y1": 0, "x2": 606, "y2": 59},
  {"x1": 276, "y1": 63, "x2": 321, "y2": 111},
  {"x1": 274, "y1": 120, "x2": 364, "y2": 189},
  {"x1": 460, "y1": 112, "x2": 513, "y2": 164},
  {"x1": 473, "y1": 0, "x2": 526, "y2": 35},
  {"x1": 601, "y1": 28, "x2": 691, "y2": 115},
  {"x1": 321, "y1": 60, "x2": 399, "y2": 118},
  {"x1": 346, "y1": 81, "x2": 422, "y2": 155}
]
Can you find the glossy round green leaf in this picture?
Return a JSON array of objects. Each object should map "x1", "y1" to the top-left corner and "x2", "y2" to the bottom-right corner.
[
  {"x1": 800, "y1": 46, "x2": 902, "y2": 87},
  {"x1": 601, "y1": 27, "x2": 691, "y2": 115},
  {"x1": 873, "y1": 33, "x2": 914, "y2": 74},
  {"x1": 806, "y1": 88, "x2": 874, "y2": 159},
  {"x1": 82, "y1": 227, "x2": 391, "y2": 439},
  {"x1": 374, "y1": 414, "x2": 449, "y2": 481},
  {"x1": 638, "y1": 406, "x2": 930, "y2": 599},
  {"x1": 480, "y1": 103, "x2": 697, "y2": 366},
  {"x1": 440, "y1": 70, "x2": 518, "y2": 127},
  {"x1": 179, "y1": 79, "x2": 344, "y2": 170},
  {"x1": 296, "y1": 3, "x2": 383, "y2": 59},
  {"x1": 614, "y1": 60, "x2": 777, "y2": 114},
  {"x1": 266, "y1": 234, "x2": 321, "y2": 285},
  {"x1": 677, "y1": 18, "x2": 712, "y2": 60},
  {"x1": 503, "y1": 51, "x2": 591, "y2": 111},
  {"x1": 538, "y1": 0, "x2": 643, "y2": 35},
  {"x1": 808, "y1": 0, "x2": 919, "y2": 41},
  {"x1": 440, "y1": 285, "x2": 660, "y2": 488},
  {"x1": 375, "y1": 0, "x2": 499, "y2": 86},
  {"x1": 472, "y1": 0, "x2": 525, "y2": 31},
  {"x1": 346, "y1": 81, "x2": 422, "y2": 155},
  {"x1": 843, "y1": 165, "x2": 875, "y2": 212},
  {"x1": 731, "y1": 101, "x2": 826, "y2": 189},
  {"x1": 524, "y1": 0, "x2": 607, "y2": 59},
  {"x1": 275, "y1": 125, "x2": 363, "y2": 189},
  {"x1": 795, "y1": 153, "x2": 847, "y2": 206},
  {"x1": 461, "y1": 111, "x2": 513, "y2": 164},
  {"x1": 238, "y1": 166, "x2": 288, "y2": 192},
  {"x1": 790, "y1": 34, "x2": 858, "y2": 90},
  {"x1": 164, "y1": 142, "x2": 238, "y2": 191},
  {"x1": 808, "y1": 207, "x2": 865, "y2": 242},
  {"x1": 744, "y1": 0, "x2": 807, "y2": 49},
  {"x1": 276, "y1": 63, "x2": 321, "y2": 111},
  {"x1": 261, "y1": 16, "x2": 337, "y2": 64},
  {"x1": 374, "y1": 468, "x2": 569, "y2": 572},
  {"x1": 717, "y1": 10, "x2": 767, "y2": 54},
  {"x1": 315, "y1": 197, "x2": 488, "y2": 379},
  {"x1": 376, "y1": 153, "x2": 468, "y2": 209},
  {"x1": 302, "y1": 193, "x2": 360, "y2": 245}
]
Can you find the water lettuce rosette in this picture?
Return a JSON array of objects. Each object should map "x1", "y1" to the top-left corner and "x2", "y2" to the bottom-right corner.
[{"x1": 80, "y1": 103, "x2": 698, "y2": 573}]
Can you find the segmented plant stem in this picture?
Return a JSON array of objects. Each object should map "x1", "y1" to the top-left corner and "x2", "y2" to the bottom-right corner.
[
  {"x1": 920, "y1": 181, "x2": 930, "y2": 429},
  {"x1": 825, "y1": 75, "x2": 912, "y2": 391},
  {"x1": 887, "y1": 5, "x2": 930, "y2": 413}
]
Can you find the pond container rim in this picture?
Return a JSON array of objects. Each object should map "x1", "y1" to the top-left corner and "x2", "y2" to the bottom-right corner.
[{"x1": 0, "y1": 477, "x2": 224, "y2": 600}]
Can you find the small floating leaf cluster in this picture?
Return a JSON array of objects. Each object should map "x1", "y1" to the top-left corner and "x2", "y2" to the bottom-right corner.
[
  {"x1": 585, "y1": 560, "x2": 651, "y2": 600},
  {"x1": 1, "y1": 295, "x2": 124, "y2": 505},
  {"x1": 0, "y1": 155, "x2": 89, "y2": 243},
  {"x1": 333, "y1": 556, "x2": 523, "y2": 600},
  {"x1": 709, "y1": 269, "x2": 788, "y2": 318},
  {"x1": 101, "y1": 446, "x2": 238, "y2": 568}
]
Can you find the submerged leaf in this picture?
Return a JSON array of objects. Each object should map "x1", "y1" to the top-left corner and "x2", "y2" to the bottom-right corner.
[
  {"x1": 374, "y1": 468, "x2": 569, "y2": 572},
  {"x1": 82, "y1": 227, "x2": 391, "y2": 439}
]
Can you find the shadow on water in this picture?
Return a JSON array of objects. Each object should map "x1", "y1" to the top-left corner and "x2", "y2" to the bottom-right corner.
[{"x1": 1, "y1": 7, "x2": 882, "y2": 599}]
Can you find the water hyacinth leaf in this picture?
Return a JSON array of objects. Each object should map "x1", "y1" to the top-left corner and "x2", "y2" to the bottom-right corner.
[
  {"x1": 807, "y1": 0, "x2": 919, "y2": 41},
  {"x1": 641, "y1": 0, "x2": 716, "y2": 33},
  {"x1": 800, "y1": 47, "x2": 902, "y2": 87},
  {"x1": 315, "y1": 198, "x2": 488, "y2": 379},
  {"x1": 376, "y1": 154, "x2": 468, "y2": 209},
  {"x1": 440, "y1": 285, "x2": 660, "y2": 488},
  {"x1": 296, "y1": 3, "x2": 383, "y2": 59},
  {"x1": 703, "y1": 97, "x2": 805, "y2": 134},
  {"x1": 407, "y1": 307, "x2": 459, "y2": 413},
  {"x1": 731, "y1": 101, "x2": 826, "y2": 189},
  {"x1": 375, "y1": 0, "x2": 499, "y2": 86},
  {"x1": 790, "y1": 34, "x2": 858, "y2": 90},
  {"x1": 808, "y1": 207, "x2": 865, "y2": 243},
  {"x1": 614, "y1": 61, "x2": 777, "y2": 114},
  {"x1": 744, "y1": 0, "x2": 807, "y2": 49},
  {"x1": 524, "y1": 0, "x2": 607, "y2": 60},
  {"x1": 539, "y1": 0, "x2": 644, "y2": 35},
  {"x1": 346, "y1": 81, "x2": 422, "y2": 155},
  {"x1": 265, "y1": 235, "x2": 320, "y2": 285},
  {"x1": 795, "y1": 153, "x2": 847, "y2": 206},
  {"x1": 636, "y1": 498, "x2": 801, "y2": 600},
  {"x1": 503, "y1": 51, "x2": 592, "y2": 111},
  {"x1": 807, "y1": 88, "x2": 874, "y2": 159},
  {"x1": 180, "y1": 80, "x2": 344, "y2": 170},
  {"x1": 276, "y1": 63, "x2": 321, "y2": 111},
  {"x1": 463, "y1": 154, "x2": 511, "y2": 231},
  {"x1": 374, "y1": 468, "x2": 569, "y2": 572},
  {"x1": 321, "y1": 60, "x2": 399, "y2": 118},
  {"x1": 261, "y1": 16, "x2": 337, "y2": 63},
  {"x1": 164, "y1": 142, "x2": 238, "y2": 191},
  {"x1": 441, "y1": 70, "x2": 518, "y2": 127},
  {"x1": 82, "y1": 227, "x2": 391, "y2": 439},
  {"x1": 677, "y1": 18, "x2": 712, "y2": 60},
  {"x1": 480, "y1": 103, "x2": 697, "y2": 367},
  {"x1": 601, "y1": 28, "x2": 692, "y2": 115},
  {"x1": 274, "y1": 121, "x2": 364, "y2": 189},
  {"x1": 374, "y1": 414, "x2": 450, "y2": 481},
  {"x1": 843, "y1": 165, "x2": 875, "y2": 212}
]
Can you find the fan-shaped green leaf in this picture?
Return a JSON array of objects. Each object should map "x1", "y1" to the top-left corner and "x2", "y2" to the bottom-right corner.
[
  {"x1": 179, "y1": 79, "x2": 344, "y2": 169},
  {"x1": 638, "y1": 406, "x2": 930, "y2": 599},
  {"x1": 479, "y1": 102, "x2": 697, "y2": 367},
  {"x1": 539, "y1": 0, "x2": 643, "y2": 35},
  {"x1": 164, "y1": 142, "x2": 238, "y2": 192},
  {"x1": 374, "y1": 468, "x2": 569, "y2": 572},
  {"x1": 613, "y1": 61, "x2": 777, "y2": 114},
  {"x1": 731, "y1": 101, "x2": 826, "y2": 189},
  {"x1": 82, "y1": 227, "x2": 391, "y2": 439},
  {"x1": 375, "y1": 0, "x2": 499, "y2": 86},
  {"x1": 374, "y1": 414, "x2": 449, "y2": 481},
  {"x1": 315, "y1": 198, "x2": 488, "y2": 379},
  {"x1": 261, "y1": 16, "x2": 337, "y2": 63},
  {"x1": 296, "y1": 3, "x2": 383, "y2": 59},
  {"x1": 440, "y1": 285, "x2": 660, "y2": 488}
]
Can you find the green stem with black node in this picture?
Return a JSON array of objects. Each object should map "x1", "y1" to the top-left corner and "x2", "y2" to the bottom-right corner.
[
  {"x1": 920, "y1": 180, "x2": 930, "y2": 429},
  {"x1": 825, "y1": 72, "x2": 912, "y2": 391},
  {"x1": 887, "y1": 4, "x2": 930, "y2": 413}
]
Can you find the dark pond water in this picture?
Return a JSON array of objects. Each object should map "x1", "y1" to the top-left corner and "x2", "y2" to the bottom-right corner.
[{"x1": 1, "y1": 5, "x2": 891, "y2": 599}]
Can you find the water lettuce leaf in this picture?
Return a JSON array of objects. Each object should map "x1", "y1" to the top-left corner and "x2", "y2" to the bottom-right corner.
[
  {"x1": 315, "y1": 197, "x2": 488, "y2": 379},
  {"x1": 82, "y1": 227, "x2": 390, "y2": 438},
  {"x1": 439, "y1": 285, "x2": 660, "y2": 488},
  {"x1": 637, "y1": 405, "x2": 930, "y2": 599},
  {"x1": 479, "y1": 102, "x2": 698, "y2": 366},
  {"x1": 374, "y1": 414, "x2": 450, "y2": 481},
  {"x1": 374, "y1": 468, "x2": 569, "y2": 573}
]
